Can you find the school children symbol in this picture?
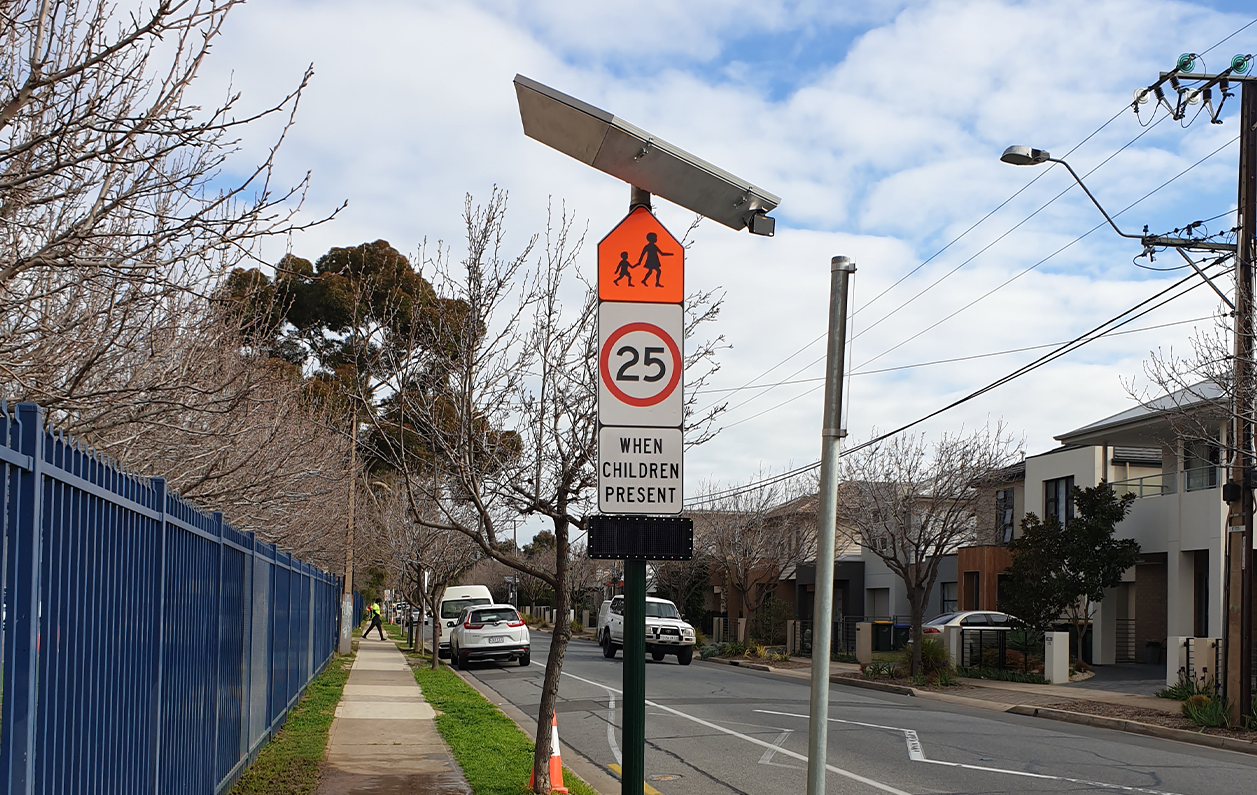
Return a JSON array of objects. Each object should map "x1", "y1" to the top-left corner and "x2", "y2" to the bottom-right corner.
[{"x1": 597, "y1": 206, "x2": 684, "y2": 304}]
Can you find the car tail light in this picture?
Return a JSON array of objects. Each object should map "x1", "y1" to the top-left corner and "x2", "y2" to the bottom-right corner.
[
  {"x1": 923, "y1": 627, "x2": 941, "y2": 634},
  {"x1": 507, "y1": 613, "x2": 524, "y2": 627},
  {"x1": 463, "y1": 620, "x2": 484, "y2": 630}
]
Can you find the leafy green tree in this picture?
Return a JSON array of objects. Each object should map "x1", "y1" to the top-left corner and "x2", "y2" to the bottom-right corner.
[
  {"x1": 1001, "y1": 481, "x2": 1140, "y2": 663},
  {"x1": 1001, "y1": 512, "x2": 1072, "y2": 631}
]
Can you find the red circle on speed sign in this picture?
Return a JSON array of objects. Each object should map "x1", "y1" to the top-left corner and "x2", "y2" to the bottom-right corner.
[{"x1": 599, "y1": 321, "x2": 682, "y2": 407}]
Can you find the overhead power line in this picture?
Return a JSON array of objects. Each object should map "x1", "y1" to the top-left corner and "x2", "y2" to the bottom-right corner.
[
  {"x1": 692, "y1": 314, "x2": 1214, "y2": 396},
  {"x1": 686, "y1": 258, "x2": 1229, "y2": 507}
]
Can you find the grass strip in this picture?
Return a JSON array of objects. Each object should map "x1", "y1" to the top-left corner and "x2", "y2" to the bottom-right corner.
[
  {"x1": 411, "y1": 659, "x2": 599, "y2": 795},
  {"x1": 228, "y1": 652, "x2": 354, "y2": 795}
]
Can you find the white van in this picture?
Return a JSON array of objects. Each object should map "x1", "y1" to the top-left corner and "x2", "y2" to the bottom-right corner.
[{"x1": 432, "y1": 585, "x2": 493, "y2": 656}]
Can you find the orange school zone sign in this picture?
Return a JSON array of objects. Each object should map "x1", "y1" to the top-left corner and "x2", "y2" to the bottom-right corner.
[{"x1": 597, "y1": 206, "x2": 684, "y2": 304}]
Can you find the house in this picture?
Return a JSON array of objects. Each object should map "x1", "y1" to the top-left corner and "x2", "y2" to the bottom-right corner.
[{"x1": 959, "y1": 384, "x2": 1239, "y2": 667}]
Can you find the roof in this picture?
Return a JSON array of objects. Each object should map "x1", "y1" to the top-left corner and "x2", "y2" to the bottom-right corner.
[{"x1": 1055, "y1": 382, "x2": 1224, "y2": 447}]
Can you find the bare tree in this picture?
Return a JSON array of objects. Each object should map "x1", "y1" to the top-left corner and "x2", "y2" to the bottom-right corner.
[
  {"x1": 839, "y1": 424, "x2": 1020, "y2": 674},
  {"x1": 0, "y1": 1, "x2": 358, "y2": 564},
  {"x1": 374, "y1": 477, "x2": 480, "y2": 668},
  {"x1": 651, "y1": 551, "x2": 712, "y2": 625},
  {"x1": 565, "y1": 543, "x2": 603, "y2": 623},
  {"x1": 366, "y1": 192, "x2": 724, "y2": 793},
  {"x1": 699, "y1": 473, "x2": 815, "y2": 636}
]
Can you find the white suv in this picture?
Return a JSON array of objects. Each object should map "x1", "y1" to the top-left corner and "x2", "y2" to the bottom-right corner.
[
  {"x1": 449, "y1": 604, "x2": 531, "y2": 669},
  {"x1": 597, "y1": 595, "x2": 695, "y2": 665}
]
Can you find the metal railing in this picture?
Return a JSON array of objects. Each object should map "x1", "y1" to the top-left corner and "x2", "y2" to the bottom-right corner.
[
  {"x1": 1115, "y1": 618, "x2": 1136, "y2": 663},
  {"x1": 790, "y1": 616, "x2": 874, "y2": 657},
  {"x1": 0, "y1": 403, "x2": 341, "y2": 795},
  {"x1": 1109, "y1": 466, "x2": 1220, "y2": 499},
  {"x1": 960, "y1": 627, "x2": 1044, "y2": 673}
]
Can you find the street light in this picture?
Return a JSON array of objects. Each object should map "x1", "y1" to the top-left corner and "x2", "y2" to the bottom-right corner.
[{"x1": 999, "y1": 144, "x2": 1235, "y2": 308}]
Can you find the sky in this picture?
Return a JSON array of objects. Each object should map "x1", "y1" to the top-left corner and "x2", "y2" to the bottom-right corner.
[{"x1": 197, "y1": 0, "x2": 1257, "y2": 532}]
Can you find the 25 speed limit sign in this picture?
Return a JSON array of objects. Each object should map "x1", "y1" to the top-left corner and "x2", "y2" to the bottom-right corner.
[{"x1": 598, "y1": 301, "x2": 683, "y2": 428}]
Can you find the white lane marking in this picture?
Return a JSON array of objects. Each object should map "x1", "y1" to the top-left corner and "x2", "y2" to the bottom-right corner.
[
  {"x1": 540, "y1": 663, "x2": 911, "y2": 795},
  {"x1": 755, "y1": 710, "x2": 1186, "y2": 795},
  {"x1": 607, "y1": 689, "x2": 622, "y2": 765},
  {"x1": 758, "y1": 730, "x2": 802, "y2": 769},
  {"x1": 527, "y1": 660, "x2": 621, "y2": 765}
]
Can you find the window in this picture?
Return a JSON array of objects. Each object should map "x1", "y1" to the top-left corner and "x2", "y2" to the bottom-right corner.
[
  {"x1": 644, "y1": 601, "x2": 680, "y2": 619},
  {"x1": 442, "y1": 597, "x2": 490, "y2": 619},
  {"x1": 1185, "y1": 441, "x2": 1219, "y2": 491},
  {"x1": 995, "y1": 489, "x2": 1015, "y2": 543},
  {"x1": 997, "y1": 574, "x2": 1011, "y2": 607},
  {"x1": 1044, "y1": 476, "x2": 1074, "y2": 525},
  {"x1": 940, "y1": 582, "x2": 958, "y2": 614}
]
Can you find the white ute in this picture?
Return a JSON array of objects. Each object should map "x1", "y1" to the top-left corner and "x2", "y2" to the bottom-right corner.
[{"x1": 597, "y1": 595, "x2": 695, "y2": 665}]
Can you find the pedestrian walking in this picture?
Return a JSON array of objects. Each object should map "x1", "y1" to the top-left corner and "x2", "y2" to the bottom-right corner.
[{"x1": 364, "y1": 600, "x2": 386, "y2": 640}]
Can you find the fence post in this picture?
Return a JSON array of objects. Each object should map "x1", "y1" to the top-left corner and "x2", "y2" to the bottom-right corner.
[
  {"x1": 150, "y1": 477, "x2": 168, "y2": 794},
  {"x1": 212, "y1": 511, "x2": 224, "y2": 784},
  {"x1": 786, "y1": 620, "x2": 796, "y2": 656},
  {"x1": 0, "y1": 404, "x2": 44, "y2": 795},
  {"x1": 737, "y1": 618, "x2": 747, "y2": 644},
  {"x1": 855, "y1": 622, "x2": 873, "y2": 665},
  {"x1": 1044, "y1": 632, "x2": 1070, "y2": 684}
]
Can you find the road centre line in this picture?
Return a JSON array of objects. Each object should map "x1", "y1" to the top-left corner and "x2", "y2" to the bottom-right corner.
[
  {"x1": 755, "y1": 709, "x2": 1186, "y2": 795},
  {"x1": 539, "y1": 664, "x2": 911, "y2": 795}
]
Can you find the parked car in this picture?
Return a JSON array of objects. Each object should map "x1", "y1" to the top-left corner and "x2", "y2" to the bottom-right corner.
[
  {"x1": 431, "y1": 585, "x2": 493, "y2": 657},
  {"x1": 921, "y1": 610, "x2": 1019, "y2": 638},
  {"x1": 449, "y1": 604, "x2": 530, "y2": 669},
  {"x1": 597, "y1": 595, "x2": 695, "y2": 665}
]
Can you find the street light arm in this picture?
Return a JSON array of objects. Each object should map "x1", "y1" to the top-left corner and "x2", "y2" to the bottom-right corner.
[{"x1": 1046, "y1": 157, "x2": 1144, "y2": 241}]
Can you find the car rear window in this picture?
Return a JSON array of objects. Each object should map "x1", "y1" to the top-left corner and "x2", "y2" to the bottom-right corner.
[
  {"x1": 471, "y1": 608, "x2": 520, "y2": 624},
  {"x1": 960, "y1": 614, "x2": 990, "y2": 626},
  {"x1": 442, "y1": 597, "x2": 490, "y2": 618},
  {"x1": 926, "y1": 612, "x2": 959, "y2": 626}
]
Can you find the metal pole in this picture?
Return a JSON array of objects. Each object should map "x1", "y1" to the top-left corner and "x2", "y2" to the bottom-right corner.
[
  {"x1": 620, "y1": 184, "x2": 652, "y2": 795},
  {"x1": 806, "y1": 256, "x2": 856, "y2": 795},
  {"x1": 623, "y1": 559, "x2": 647, "y2": 795},
  {"x1": 339, "y1": 414, "x2": 357, "y2": 655},
  {"x1": 1226, "y1": 81, "x2": 1257, "y2": 720}
]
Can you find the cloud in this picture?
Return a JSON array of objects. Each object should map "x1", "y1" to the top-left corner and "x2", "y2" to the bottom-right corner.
[{"x1": 194, "y1": 0, "x2": 1255, "y2": 526}]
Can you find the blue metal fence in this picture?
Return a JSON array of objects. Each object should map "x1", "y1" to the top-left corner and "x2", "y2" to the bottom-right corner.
[{"x1": 0, "y1": 403, "x2": 344, "y2": 795}]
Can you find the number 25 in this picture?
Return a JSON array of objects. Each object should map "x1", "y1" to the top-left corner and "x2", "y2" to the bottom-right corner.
[{"x1": 616, "y1": 345, "x2": 666, "y2": 383}]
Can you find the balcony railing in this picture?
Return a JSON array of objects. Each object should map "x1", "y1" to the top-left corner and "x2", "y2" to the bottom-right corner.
[{"x1": 1108, "y1": 466, "x2": 1220, "y2": 499}]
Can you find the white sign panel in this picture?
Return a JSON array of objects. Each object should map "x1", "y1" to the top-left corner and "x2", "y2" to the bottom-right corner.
[
  {"x1": 598, "y1": 426, "x2": 683, "y2": 515},
  {"x1": 597, "y1": 301, "x2": 684, "y2": 428}
]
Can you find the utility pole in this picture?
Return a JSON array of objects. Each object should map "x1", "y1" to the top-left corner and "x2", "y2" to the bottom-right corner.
[
  {"x1": 1227, "y1": 77, "x2": 1256, "y2": 722},
  {"x1": 340, "y1": 415, "x2": 358, "y2": 655},
  {"x1": 1140, "y1": 53, "x2": 1257, "y2": 721},
  {"x1": 806, "y1": 256, "x2": 855, "y2": 795}
]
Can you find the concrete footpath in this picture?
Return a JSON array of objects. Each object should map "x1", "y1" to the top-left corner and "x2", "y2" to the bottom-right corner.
[{"x1": 314, "y1": 637, "x2": 471, "y2": 795}]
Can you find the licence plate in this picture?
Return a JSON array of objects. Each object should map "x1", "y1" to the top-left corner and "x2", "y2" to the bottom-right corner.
[{"x1": 488, "y1": 636, "x2": 505, "y2": 644}]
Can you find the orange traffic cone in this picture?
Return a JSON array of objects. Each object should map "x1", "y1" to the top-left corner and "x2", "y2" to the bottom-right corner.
[{"x1": 529, "y1": 710, "x2": 569, "y2": 794}]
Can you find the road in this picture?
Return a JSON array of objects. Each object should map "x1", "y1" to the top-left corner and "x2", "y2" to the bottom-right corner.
[{"x1": 458, "y1": 633, "x2": 1257, "y2": 795}]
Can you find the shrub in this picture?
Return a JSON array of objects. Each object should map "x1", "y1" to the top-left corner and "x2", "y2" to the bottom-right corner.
[
  {"x1": 916, "y1": 639, "x2": 950, "y2": 675},
  {"x1": 935, "y1": 667, "x2": 956, "y2": 687},
  {"x1": 832, "y1": 652, "x2": 858, "y2": 664},
  {"x1": 910, "y1": 672, "x2": 928, "y2": 687},
  {"x1": 698, "y1": 645, "x2": 719, "y2": 660},
  {"x1": 863, "y1": 662, "x2": 898, "y2": 679},
  {"x1": 1248, "y1": 696, "x2": 1257, "y2": 731},
  {"x1": 570, "y1": 620, "x2": 584, "y2": 633},
  {"x1": 1183, "y1": 693, "x2": 1233, "y2": 728},
  {"x1": 750, "y1": 644, "x2": 768, "y2": 659},
  {"x1": 1157, "y1": 670, "x2": 1216, "y2": 701}
]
